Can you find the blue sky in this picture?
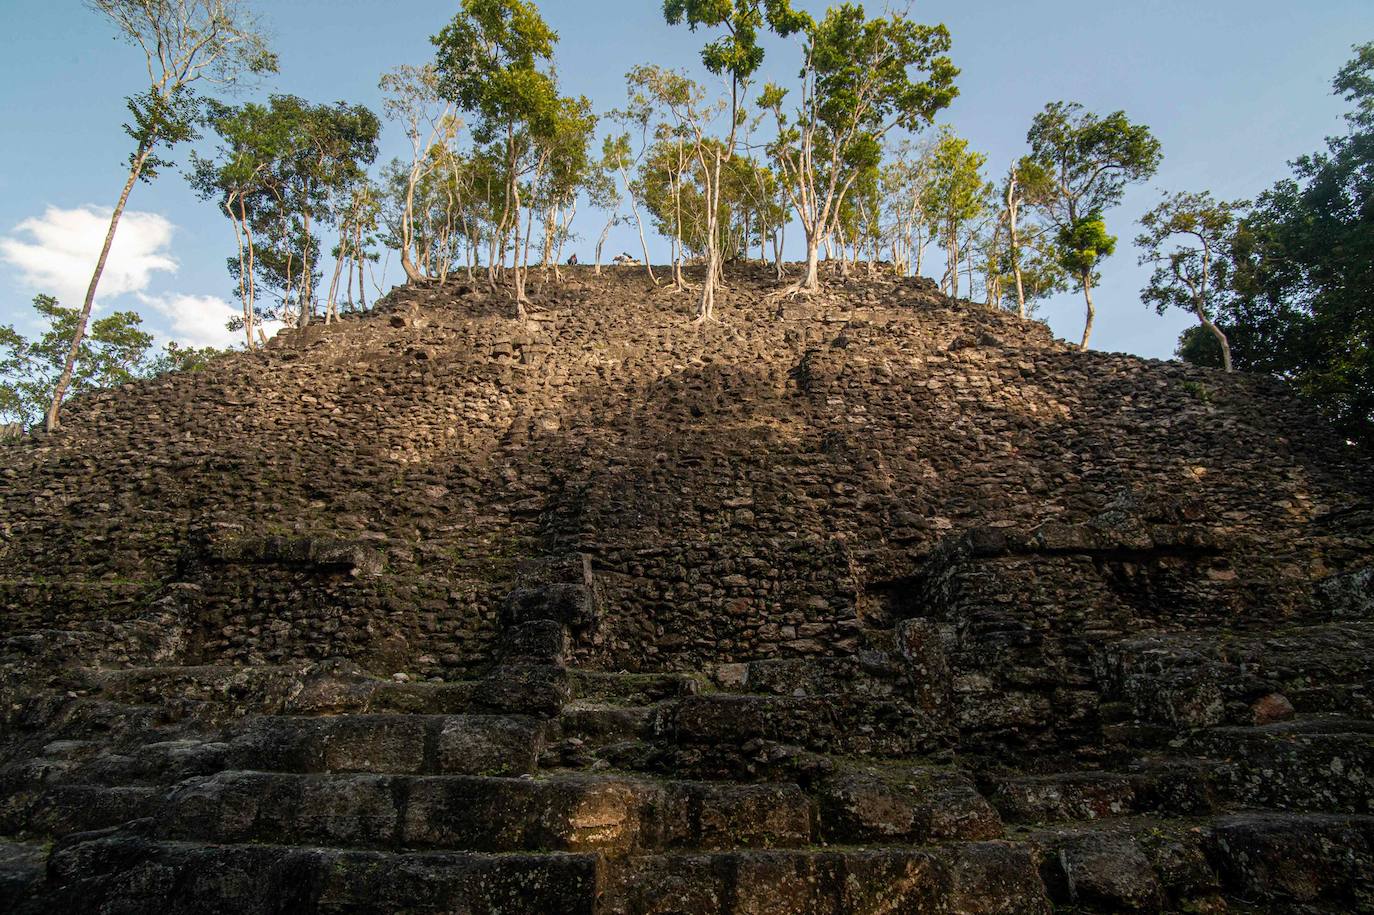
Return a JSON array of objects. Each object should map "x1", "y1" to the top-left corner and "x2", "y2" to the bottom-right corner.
[{"x1": 1, "y1": 0, "x2": 1370, "y2": 358}]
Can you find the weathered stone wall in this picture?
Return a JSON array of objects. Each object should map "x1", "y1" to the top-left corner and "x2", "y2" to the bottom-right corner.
[{"x1": 1, "y1": 267, "x2": 1370, "y2": 680}]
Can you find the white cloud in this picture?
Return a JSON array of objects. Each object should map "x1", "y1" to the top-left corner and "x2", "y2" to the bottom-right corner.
[
  {"x1": 138, "y1": 292, "x2": 283, "y2": 349},
  {"x1": 0, "y1": 205, "x2": 177, "y2": 305}
]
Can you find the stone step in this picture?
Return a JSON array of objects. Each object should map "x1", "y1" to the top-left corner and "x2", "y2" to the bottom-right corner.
[
  {"x1": 723, "y1": 655, "x2": 909, "y2": 699},
  {"x1": 7, "y1": 770, "x2": 815, "y2": 856},
  {"x1": 545, "y1": 704, "x2": 661, "y2": 771},
  {"x1": 15, "y1": 832, "x2": 1060, "y2": 914},
  {"x1": 79, "y1": 664, "x2": 480, "y2": 718},
  {"x1": 0, "y1": 840, "x2": 46, "y2": 913},
  {"x1": 670, "y1": 692, "x2": 952, "y2": 759},
  {"x1": 27, "y1": 833, "x2": 600, "y2": 914},
  {"x1": 568, "y1": 669, "x2": 700, "y2": 704},
  {"x1": 1206, "y1": 811, "x2": 1374, "y2": 909},
  {"x1": 1101, "y1": 622, "x2": 1374, "y2": 729},
  {"x1": 987, "y1": 759, "x2": 1216, "y2": 825},
  {"x1": 598, "y1": 842, "x2": 1052, "y2": 915},
  {"x1": 1185, "y1": 715, "x2": 1374, "y2": 813},
  {"x1": 6, "y1": 712, "x2": 543, "y2": 786},
  {"x1": 5, "y1": 696, "x2": 166, "y2": 747},
  {"x1": 4, "y1": 782, "x2": 159, "y2": 838},
  {"x1": 154, "y1": 770, "x2": 813, "y2": 854},
  {"x1": 815, "y1": 762, "x2": 1004, "y2": 844},
  {"x1": 1026, "y1": 812, "x2": 1374, "y2": 913},
  {"x1": 9, "y1": 712, "x2": 550, "y2": 789},
  {"x1": 227, "y1": 713, "x2": 547, "y2": 777},
  {"x1": 557, "y1": 702, "x2": 659, "y2": 745}
]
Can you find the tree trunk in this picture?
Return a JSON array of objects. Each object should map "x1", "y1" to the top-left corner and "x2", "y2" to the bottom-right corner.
[
  {"x1": 298, "y1": 207, "x2": 314, "y2": 328},
  {"x1": 225, "y1": 196, "x2": 254, "y2": 351},
  {"x1": 803, "y1": 234, "x2": 821, "y2": 290},
  {"x1": 47, "y1": 142, "x2": 152, "y2": 431},
  {"x1": 623, "y1": 168, "x2": 658, "y2": 286},
  {"x1": 595, "y1": 218, "x2": 612, "y2": 275},
  {"x1": 540, "y1": 205, "x2": 554, "y2": 271},
  {"x1": 325, "y1": 240, "x2": 346, "y2": 324},
  {"x1": 949, "y1": 230, "x2": 960, "y2": 299},
  {"x1": 357, "y1": 221, "x2": 367, "y2": 311},
  {"x1": 1199, "y1": 307, "x2": 1233, "y2": 372},
  {"x1": 1080, "y1": 271, "x2": 1095, "y2": 350},
  {"x1": 401, "y1": 162, "x2": 425, "y2": 284},
  {"x1": 511, "y1": 169, "x2": 528, "y2": 316},
  {"x1": 1009, "y1": 214, "x2": 1025, "y2": 319},
  {"x1": 345, "y1": 250, "x2": 354, "y2": 311},
  {"x1": 243, "y1": 198, "x2": 259, "y2": 338}
]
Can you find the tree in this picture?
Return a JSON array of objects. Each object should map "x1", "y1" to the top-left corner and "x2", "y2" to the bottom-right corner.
[
  {"x1": 662, "y1": 0, "x2": 811, "y2": 322},
  {"x1": 760, "y1": 2, "x2": 958, "y2": 295},
  {"x1": 639, "y1": 135, "x2": 752, "y2": 271},
  {"x1": 147, "y1": 340, "x2": 227, "y2": 375},
  {"x1": 1184, "y1": 44, "x2": 1374, "y2": 442},
  {"x1": 379, "y1": 64, "x2": 459, "y2": 285},
  {"x1": 924, "y1": 127, "x2": 989, "y2": 298},
  {"x1": 737, "y1": 157, "x2": 789, "y2": 277},
  {"x1": 530, "y1": 95, "x2": 597, "y2": 278},
  {"x1": 1136, "y1": 191, "x2": 1245, "y2": 372},
  {"x1": 3, "y1": 295, "x2": 154, "y2": 427},
  {"x1": 999, "y1": 157, "x2": 1061, "y2": 318},
  {"x1": 325, "y1": 178, "x2": 383, "y2": 319},
  {"x1": 622, "y1": 66, "x2": 721, "y2": 289},
  {"x1": 218, "y1": 97, "x2": 379, "y2": 329},
  {"x1": 586, "y1": 138, "x2": 625, "y2": 274},
  {"x1": 190, "y1": 97, "x2": 293, "y2": 349},
  {"x1": 1025, "y1": 101, "x2": 1162, "y2": 349},
  {"x1": 433, "y1": 0, "x2": 564, "y2": 318},
  {"x1": 883, "y1": 138, "x2": 937, "y2": 277},
  {"x1": 619, "y1": 66, "x2": 696, "y2": 286},
  {"x1": 48, "y1": 0, "x2": 275, "y2": 430}
]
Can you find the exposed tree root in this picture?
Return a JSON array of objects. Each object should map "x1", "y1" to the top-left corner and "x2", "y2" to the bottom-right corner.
[{"x1": 765, "y1": 281, "x2": 819, "y2": 303}]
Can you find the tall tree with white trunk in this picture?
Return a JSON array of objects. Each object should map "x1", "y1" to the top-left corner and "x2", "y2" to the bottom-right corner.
[
  {"x1": 661, "y1": 0, "x2": 810, "y2": 323},
  {"x1": 1136, "y1": 191, "x2": 1246, "y2": 372},
  {"x1": 759, "y1": 2, "x2": 957, "y2": 297},
  {"x1": 1025, "y1": 101, "x2": 1161, "y2": 350},
  {"x1": 47, "y1": 0, "x2": 275, "y2": 430}
]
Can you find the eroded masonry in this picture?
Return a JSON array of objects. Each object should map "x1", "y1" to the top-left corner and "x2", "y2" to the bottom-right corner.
[{"x1": 2, "y1": 268, "x2": 1372, "y2": 913}]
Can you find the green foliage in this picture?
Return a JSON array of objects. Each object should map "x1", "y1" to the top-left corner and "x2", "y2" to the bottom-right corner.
[
  {"x1": 1025, "y1": 100, "x2": 1160, "y2": 343},
  {"x1": 88, "y1": 0, "x2": 278, "y2": 86},
  {"x1": 125, "y1": 86, "x2": 203, "y2": 181},
  {"x1": 1136, "y1": 191, "x2": 1243, "y2": 370},
  {"x1": 758, "y1": 3, "x2": 958, "y2": 287},
  {"x1": 1026, "y1": 102, "x2": 1163, "y2": 224},
  {"x1": 1179, "y1": 379, "x2": 1212, "y2": 404},
  {"x1": 1, "y1": 295, "x2": 162, "y2": 426},
  {"x1": 194, "y1": 95, "x2": 380, "y2": 322},
  {"x1": 994, "y1": 157, "x2": 1068, "y2": 311},
  {"x1": 146, "y1": 341, "x2": 225, "y2": 376},
  {"x1": 663, "y1": 0, "x2": 809, "y2": 84},
  {"x1": 1136, "y1": 191, "x2": 1245, "y2": 317},
  {"x1": 1191, "y1": 43, "x2": 1374, "y2": 442},
  {"x1": 638, "y1": 136, "x2": 768, "y2": 257},
  {"x1": 2, "y1": 291, "x2": 231, "y2": 426},
  {"x1": 433, "y1": 0, "x2": 560, "y2": 139},
  {"x1": 806, "y1": 3, "x2": 958, "y2": 138},
  {"x1": 536, "y1": 94, "x2": 598, "y2": 205},
  {"x1": 1056, "y1": 214, "x2": 1116, "y2": 280},
  {"x1": 1176, "y1": 324, "x2": 1225, "y2": 367},
  {"x1": 925, "y1": 127, "x2": 988, "y2": 242}
]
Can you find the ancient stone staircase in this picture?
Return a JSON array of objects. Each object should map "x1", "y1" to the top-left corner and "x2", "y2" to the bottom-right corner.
[
  {"x1": 0, "y1": 574, "x2": 1050, "y2": 913},
  {"x1": 4, "y1": 556, "x2": 1372, "y2": 912}
]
